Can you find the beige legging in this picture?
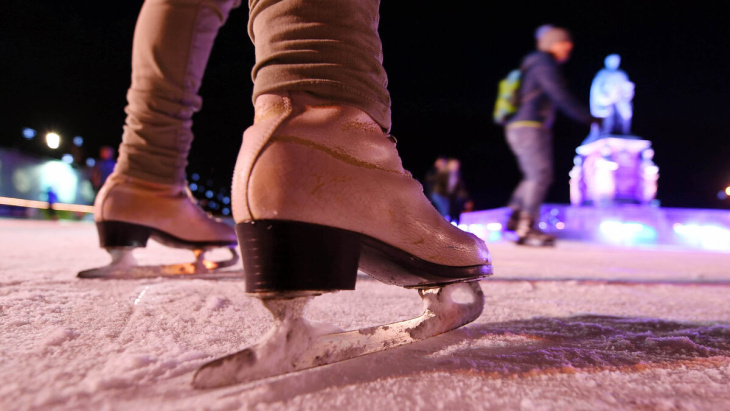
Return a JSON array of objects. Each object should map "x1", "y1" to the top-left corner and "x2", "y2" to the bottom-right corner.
[{"x1": 116, "y1": 0, "x2": 390, "y2": 185}]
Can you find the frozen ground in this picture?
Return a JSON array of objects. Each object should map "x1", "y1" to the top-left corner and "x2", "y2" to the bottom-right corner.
[{"x1": 2, "y1": 218, "x2": 730, "y2": 410}]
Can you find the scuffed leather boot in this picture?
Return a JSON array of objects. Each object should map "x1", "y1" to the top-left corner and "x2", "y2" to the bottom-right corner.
[
  {"x1": 94, "y1": 173, "x2": 237, "y2": 250},
  {"x1": 232, "y1": 93, "x2": 492, "y2": 294}
]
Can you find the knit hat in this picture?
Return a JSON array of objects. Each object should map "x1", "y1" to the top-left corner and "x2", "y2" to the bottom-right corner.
[
  {"x1": 534, "y1": 24, "x2": 555, "y2": 40},
  {"x1": 537, "y1": 27, "x2": 572, "y2": 51}
]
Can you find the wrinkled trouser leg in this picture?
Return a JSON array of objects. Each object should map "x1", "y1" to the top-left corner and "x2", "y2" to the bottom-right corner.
[
  {"x1": 115, "y1": 0, "x2": 241, "y2": 185},
  {"x1": 248, "y1": 0, "x2": 391, "y2": 131},
  {"x1": 506, "y1": 126, "x2": 553, "y2": 216}
]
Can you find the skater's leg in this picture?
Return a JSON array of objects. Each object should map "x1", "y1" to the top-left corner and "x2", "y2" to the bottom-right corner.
[
  {"x1": 505, "y1": 126, "x2": 555, "y2": 244},
  {"x1": 248, "y1": 0, "x2": 391, "y2": 131},
  {"x1": 506, "y1": 181, "x2": 527, "y2": 231},
  {"x1": 234, "y1": 0, "x2": 491, "y2": 293},
  {"x1": 507, "y1": 183, "x2": 526, "y2": 212},
  {"x1": 117, "y1": 0, "x2": 242, "y2": 184},
  {"x1": 89, "y1": 0, "x2": 240, "y2": 272},
  {"x1": 505, "y1": 126, "x2": 553, "y2": 217}
]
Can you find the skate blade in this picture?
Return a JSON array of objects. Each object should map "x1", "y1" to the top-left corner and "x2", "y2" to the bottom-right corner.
[
  {"x1": 78, "y1": 247, "x2": 241, "y2": 279},
  {"x1": 191, "y1": 281, "x2": 485, "y2": 389},
  {"x1": 516, "y1": 238, "x2": 556, "y2": 247}
]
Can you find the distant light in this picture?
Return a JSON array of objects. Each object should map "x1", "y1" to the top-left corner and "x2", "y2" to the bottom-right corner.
[
  {"x1": 600, "y1": 221, "x2": 657, "y2": 243},
  {"x1": 538, "y1": 222, "x2": 547, "y2": 230},
  {"x1": 73, "y1": 136, "x2": 84, "y2": 147},
  {"x1": 598, "y1": 160, "x2": 619, "y2": 171},
  {"x1": 86, "y1": 158, "x2": 96, "y2": 167},
  {"x1": 61, "y1": 154, "x2": 74, "y2": 164},
  {"x1": 191, "y1": 173, "x2": 200, "y2": 181},
  {"x1": 39, "y1": 160, "x2": 79, "y2": 203},
  {"x1": 46, "y1": 132, "x2": 61, "y2": 149},
  {"x1": 222, "y1": 196, "x2": 230, "y2": 205},
  {"x1": 726, "y1": 186, "x2": 730, "y2": 196},
  {"x1": 22, "y1": 127, "x2": 37, "y2": 139},
  {"x1": 550, "y1": 208, "x2": 559, "y2": 216},
  {"x1": 674, "y1": 223, "x2": 730, "y2": 251},
  {"x1": 556, "y1": 222, "x2": 565, "y2": 230},
  {"x1": 208, "y1": 201, "x2": 218, "y2": 210},
  {"x1": 189, "y1": 183, "x2": 198, "y2": 191},
  {"x1": 205, "y1": 190, "x2": 214, "y2": 199},
  {"x1": 719, "y1": 191, "x2": 728, "y2": 201},
  {"x1": 462, "y1": 223, "x2": 503, "y2": 242},
  {"x1": 222, "y1": 207, "x2": 230, "y2": 216}
]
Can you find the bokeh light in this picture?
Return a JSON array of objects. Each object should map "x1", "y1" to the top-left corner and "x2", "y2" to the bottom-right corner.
[
  {"x1": 45, "y1": 132, "x2": 60, "y2": 149},
  {"x1": 22, "y1": 128, "x2": 37, "y2": 139}
]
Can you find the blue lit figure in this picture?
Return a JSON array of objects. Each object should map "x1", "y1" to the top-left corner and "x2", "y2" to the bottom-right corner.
[
  {"x1": 45, "y1": 187, "x2": 59, "y2": 220},
  {"x1": 590, "y1": 54, "x2": 634, "y2": 135},
  {"x1": 22, "y1": 128, "x2": 37, "y2": 139},
  {"x1": 91, "y1": 146, "x2": 117, "y2": 192}
]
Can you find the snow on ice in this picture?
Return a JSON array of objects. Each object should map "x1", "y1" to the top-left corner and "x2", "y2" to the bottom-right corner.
[{"x1": 1, "y1": 219, "x2": 730, "y2": 410}]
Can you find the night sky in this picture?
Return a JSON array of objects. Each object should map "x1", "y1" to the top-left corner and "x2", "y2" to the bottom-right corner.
[{"x1": 3, "y1": 1, "x2": 729, "y2": 210}]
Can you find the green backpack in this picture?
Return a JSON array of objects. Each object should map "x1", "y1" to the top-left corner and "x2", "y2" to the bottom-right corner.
[{"x1": 492, "y1": 69, "x2": 523, "y2": 126}]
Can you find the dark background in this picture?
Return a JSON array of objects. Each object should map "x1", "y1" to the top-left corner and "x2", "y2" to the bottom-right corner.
[{"x1": 2, "y1": 1, "x2": 729, "y2": 210}]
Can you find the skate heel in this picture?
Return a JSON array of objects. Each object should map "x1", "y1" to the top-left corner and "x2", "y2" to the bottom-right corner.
[
  {"x1": 236, "y1": 220, "x2": 360, "y2": 294},
  {"x1": 96, "y1": 221, "x2": 152, "y2": 248}
]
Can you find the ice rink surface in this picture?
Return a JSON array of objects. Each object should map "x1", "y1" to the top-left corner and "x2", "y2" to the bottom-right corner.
[{"x1": 2, "y1": 218, "x2": 730, "y2": 410}]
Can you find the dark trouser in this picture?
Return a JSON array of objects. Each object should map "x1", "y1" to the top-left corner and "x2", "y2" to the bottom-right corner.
[{"x1": 506, "y1": 126, "x2": 553, "y2": 216}]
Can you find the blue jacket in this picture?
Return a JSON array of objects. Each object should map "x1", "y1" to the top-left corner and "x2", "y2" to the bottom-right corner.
[{"x1": 508, "y1": 51, "x2": 592, "y2": 129}]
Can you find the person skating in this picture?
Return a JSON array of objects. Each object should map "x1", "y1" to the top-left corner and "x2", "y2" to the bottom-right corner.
[
  {"x1": 192, "y1": 0, "x2": 492, "y2": 386},
  {"x1": 84, "y1": 0, "x2": 493, "y2": 384},
  {"x1": 505, "y1": 25, "x2": 600, "y2": 246}
]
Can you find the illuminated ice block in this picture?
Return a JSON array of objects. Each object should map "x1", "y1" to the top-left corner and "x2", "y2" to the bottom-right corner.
[
  {"x1": 460, "y1": 204, "x2": 730, "y2": 252},
  {"x1": 569, "y1": 136, "x2": 658, "y2": 206}
]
